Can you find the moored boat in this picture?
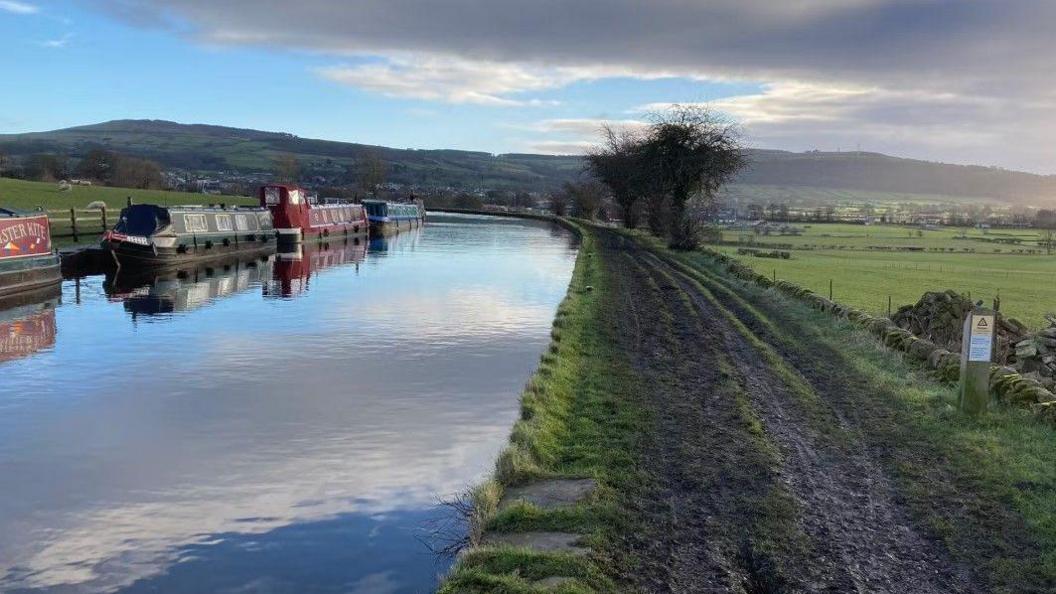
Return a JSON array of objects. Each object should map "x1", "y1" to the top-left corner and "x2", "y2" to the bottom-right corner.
[
  {"x1": 0, "y1": 208, "x2": 62, "y2": 299},
  {"x1": 362, "y1": 200, "x2": 424, "y2": 236},
  {"x1": 102, "y1": 204, "x2": 275, "y2": 266},
  {"x1": 261, "y1": 184, "x2": 369, "y2": 245}
]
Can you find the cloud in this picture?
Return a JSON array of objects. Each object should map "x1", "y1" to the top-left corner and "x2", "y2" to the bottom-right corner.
[
  {"x1": 91, "y1": 0, "x2": 1056, "y2": 170},
  {"x1": 315, "y1": 56, "x2": 578, "y2": 105},
  {"x1": 0, "y1": 0, "x2": 37, "y2": 14},
  {"x1": 39, "y1": 33, "x2": 73, "y2": 48}
]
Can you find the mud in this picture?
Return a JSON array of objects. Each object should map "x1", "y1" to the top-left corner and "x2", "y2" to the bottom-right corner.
[{"x1": 595, "y1": 229, "x2": 980, "y2": 594}]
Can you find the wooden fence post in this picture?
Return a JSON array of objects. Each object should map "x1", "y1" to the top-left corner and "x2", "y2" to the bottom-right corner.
[
  {"x1": 70, "y1": 208, "x2": 78, "y2": 242},
  {"x1": 101, "y1": 207, "x2": 108, "y2": 232}
]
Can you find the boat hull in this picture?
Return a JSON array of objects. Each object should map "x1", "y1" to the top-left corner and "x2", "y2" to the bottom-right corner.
[
  {"x1": 0, "y1": 254, "x2": 62, "y2": 299},
  {"x1": 274, "y1": 223, "x2": 369, "y2": 246},
  {"x1": 102, "y1": 234, "x2": 275, "y2": 267},
  {"x1": 368, "y1": 217, "x2": 423, "y2": 237}
]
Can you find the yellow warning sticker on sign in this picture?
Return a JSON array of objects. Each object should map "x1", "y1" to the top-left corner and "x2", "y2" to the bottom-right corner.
[{"x1": 974, "y1": 315, "x2": 993, "y2": 334}]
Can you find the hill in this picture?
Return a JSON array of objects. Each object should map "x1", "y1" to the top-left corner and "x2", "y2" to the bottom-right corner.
[{"x1": 1, "y1": 120, "x2": 1054, "y2": 204}]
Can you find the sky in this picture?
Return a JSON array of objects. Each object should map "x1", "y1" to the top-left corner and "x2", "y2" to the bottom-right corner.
[{"x1": 0, "y1": 0, "x2": 1054, "y2": 173}]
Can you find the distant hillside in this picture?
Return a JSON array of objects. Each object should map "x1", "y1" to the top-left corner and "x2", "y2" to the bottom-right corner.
[
  {"x1": 1, "y1": 120, "x2": 1054, "y2": 204},
  {"x1": 0, "y1": 120, "x2": 584, "y2": 192}
]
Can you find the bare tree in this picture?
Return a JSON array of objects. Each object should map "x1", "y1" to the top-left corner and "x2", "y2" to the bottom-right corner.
[
  {"x1": 273, "y1": 153, "x2": 300, "y2": 183},
  {"x1": 564, "y1": 180, "x2": 605, "y2": 219},
  {"x1": 640, "y1": 105, "x2": 746, "y2": 249},
  {"x1": 549, "y1": 190, "x2": 569, "y2": 216},
  {"x1": 586, "y1": 125, "x2": 648, "y2": 228},
  {"x1": 358, "y1": 152, "x2": 388, "y2": 197}
]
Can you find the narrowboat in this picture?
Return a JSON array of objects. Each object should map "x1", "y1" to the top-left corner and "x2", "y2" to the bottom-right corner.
[
  {"x1": 0, "y1": 208, "x2": 62, "y2": 299},
  {"x1": 266, "y1": 239, "x2": 367, "y2": 298},
  {"x1": 362, "y1": 200, "x2": 424, "y2": 236},
  {"x1": 101, "y1": 204, "x2": 275, "y2": 266},
  {"x1": 105, "y1": 254, "x2": 274, "y2": 317},
  {"x1": 261, "y1": 184, "x2": 369, "y2": 245}
]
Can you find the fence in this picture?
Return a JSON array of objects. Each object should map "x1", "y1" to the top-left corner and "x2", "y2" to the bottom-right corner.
[{"x1": 47, "y1": 208, "x2": 111, "y2": 241}]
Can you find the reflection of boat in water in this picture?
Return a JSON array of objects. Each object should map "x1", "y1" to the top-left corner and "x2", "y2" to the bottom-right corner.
[
  {"x1": 265, "y1": 239, "x2": 367, "y2": 298},
  {"x1": 367, "y1": 226, "x2": 421, "y2": 255},
  {"x1": 0, "y1": 283, "x2": 60, "y2": 364},
  {"x1": 0, "y1": 209, "x2": 62, "y2": 298},
  {"x1": 105, "y1": 255, "x2": 274, "y2": 316}
]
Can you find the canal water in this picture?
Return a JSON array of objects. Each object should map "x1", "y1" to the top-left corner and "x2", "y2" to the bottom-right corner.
[{"x1": 0, "y1": 213, "x2": 578, "y2": 593}]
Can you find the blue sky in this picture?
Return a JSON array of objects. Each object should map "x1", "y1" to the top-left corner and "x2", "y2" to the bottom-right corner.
[{"x1": 1, "y1": 1, "x2": 1053, "y2": 172}]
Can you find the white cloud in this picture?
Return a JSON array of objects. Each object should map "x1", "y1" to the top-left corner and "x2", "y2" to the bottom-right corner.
[
  {"x1": 0, "y1": 0, "x2": 37, "y2": 14},
  {"x1": 39, "y1": 33, "x2": 73, "y2": 48},
  {"x1": 317, "y1": 55, "x2": 634, "y2": 105}
]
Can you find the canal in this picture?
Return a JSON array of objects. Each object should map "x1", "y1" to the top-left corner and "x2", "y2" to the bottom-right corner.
[{"x1": 0, "y1": 213, "x2": 578, "y2": 593}]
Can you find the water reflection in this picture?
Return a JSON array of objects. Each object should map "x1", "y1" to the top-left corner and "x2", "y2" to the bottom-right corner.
[
  {"x1": 0, "y1": 214, "x2": 577, "y2": 593},
  {"x1": 265, "y1": 240, "x2": 367, "y2": 299},
  {"x1": 0, "y1": 285, "x2": 60, "y2": 364},
  {"x1": 105, "y1": 256, "x2": 275, "y2": 317}
]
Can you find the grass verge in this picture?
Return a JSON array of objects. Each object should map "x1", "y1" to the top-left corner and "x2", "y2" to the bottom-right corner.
[{"x1": 439, "y1": 223, "x2": 646, "y2": 593}]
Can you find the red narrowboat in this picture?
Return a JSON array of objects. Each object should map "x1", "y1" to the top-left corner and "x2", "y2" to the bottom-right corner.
[
  {"x1": 0, "y1": 208, "x2": 62, "y2": 299},
  {"x1": 261, "y1": 184, "x2": 369, "y2": 245}
]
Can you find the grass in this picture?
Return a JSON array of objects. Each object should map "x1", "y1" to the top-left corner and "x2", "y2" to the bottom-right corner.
[
  {"x1": 714, "y1": 222, "x2": 1056, "y2": 326},
  {"x1": 439, "y1": 223, "x2": 645, "y2": 593},
  {"x1": 0, "y1": 177, "x2": 254, "y2": 211},
  {"x1": 721, "y1": 184, "x2": 999, "y2": 208}
]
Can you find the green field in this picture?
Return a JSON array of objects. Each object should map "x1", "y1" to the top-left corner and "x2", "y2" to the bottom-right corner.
[
  {"x1": 722, "y1": 184, "x2": 998, "y2": 208},
  {"x1": 715, "y1": 223, "x2": 1056, "y2": 327},
  {"x1": 0, "y1": 177, "x2": 253, "y2": 211}
]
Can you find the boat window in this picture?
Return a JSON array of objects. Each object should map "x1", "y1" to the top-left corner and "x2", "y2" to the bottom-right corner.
[
  {"x1": 235, "y1": 214, "x2": 249, "y2": 231},
  {"x1": 185, "y1": 214, "x2": 208, "y2": 233},
  {"x1": 288, "y1": 189, "x2": 303, "y2": 205},
  {"x1": 216, "y1": 215, "x2": 233, "y2": 232},
  {"x1": 264, "y1": 186, "x2": 282, "y2": 205}
]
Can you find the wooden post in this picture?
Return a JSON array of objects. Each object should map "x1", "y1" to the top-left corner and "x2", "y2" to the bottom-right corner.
[
  {"x1": 829, "y1": 279, "x2": 833, "y2": 300},
  {"x1": 101, "y1": 207, "x2": 108, "y2": 232},
  {"x1": 959, "y1": 307, "x2": 995, "y2": 416},
  {"x1": 70, "y1": 208, "x2": 78, "y2": 242},
  {"x1": 887, "y1": 295, "x2": 892, "y2": 317}
]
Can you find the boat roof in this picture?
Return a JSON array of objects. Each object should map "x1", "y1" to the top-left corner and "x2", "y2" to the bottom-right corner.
[{"x1": 0, "y1": 207, "x2": 44, "y2": 218}]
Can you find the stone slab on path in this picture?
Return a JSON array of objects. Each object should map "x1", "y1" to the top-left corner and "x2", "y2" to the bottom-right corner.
[
  {"x1": 499, "y1": 478, "x2": 597, "y2": 511},
  {"x1": 480, "y1": 531, "x2": 590, "y2": 556},
  {"x1": 534, "y1": 576, "x2": 577, "y2": 589}
]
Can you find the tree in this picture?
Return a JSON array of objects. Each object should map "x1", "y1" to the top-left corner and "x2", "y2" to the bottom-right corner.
[
  {"x1": 564, "y1": 180, "x2": 605, "y2": 219},
  {"x1": 25, "y1": 154, "x2": 68, "y2": 182},
  {"x1": 111, "y1": 155, "x2": 163, "y2": 189},
  {"x1": 638, "y1": 105, "x2": 746, "y2": 249},
  {"x1": 0, "y1": 150, "x2": 8, "y2": 177},
  {"x1": 274, "y1": 153, "x2": 300, "y2": 183},
  {"x1": 358, "y1": 152, "x2": 387, "y2": 196},
  {"x1": 76, "y1": 148, "x2": 112, "y2": 181},
  {"x1": 549, "y1": 190, "x2": 568, "y2": 216},
  {"x1": 586, "y1": 125, "x2": 649, "y2": 228}
]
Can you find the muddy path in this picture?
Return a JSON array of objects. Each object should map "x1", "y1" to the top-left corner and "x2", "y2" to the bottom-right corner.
[{"x1": 595, "y1": 229, "x2": 980, "y2": 593}]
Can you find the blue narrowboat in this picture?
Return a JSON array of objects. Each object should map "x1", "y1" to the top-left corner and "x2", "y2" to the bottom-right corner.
[{"x1": 361, "y1": 200, "x2": 424, "y2": 236}]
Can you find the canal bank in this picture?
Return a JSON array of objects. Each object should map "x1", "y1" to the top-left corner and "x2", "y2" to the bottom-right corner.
[{"x1": 442, "y1": 223, "x2": 1056, "y2": 593}]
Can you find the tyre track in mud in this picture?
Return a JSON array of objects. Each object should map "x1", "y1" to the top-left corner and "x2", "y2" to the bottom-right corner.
[
  {"x1": 602, "y1": 232, "x2": 786, "y2": 593},
  {"x1": 596, "y1": 228, "x2": 980, "y2": 593}
]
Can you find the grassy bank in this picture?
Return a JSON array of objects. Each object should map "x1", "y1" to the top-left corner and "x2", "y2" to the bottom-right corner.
[
  {"x1": 439, "y1": 223, "x2": 646, "y2": 593},
  {"x1": 0, "y1": 177, "x2": 254, "y2": 210}
]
